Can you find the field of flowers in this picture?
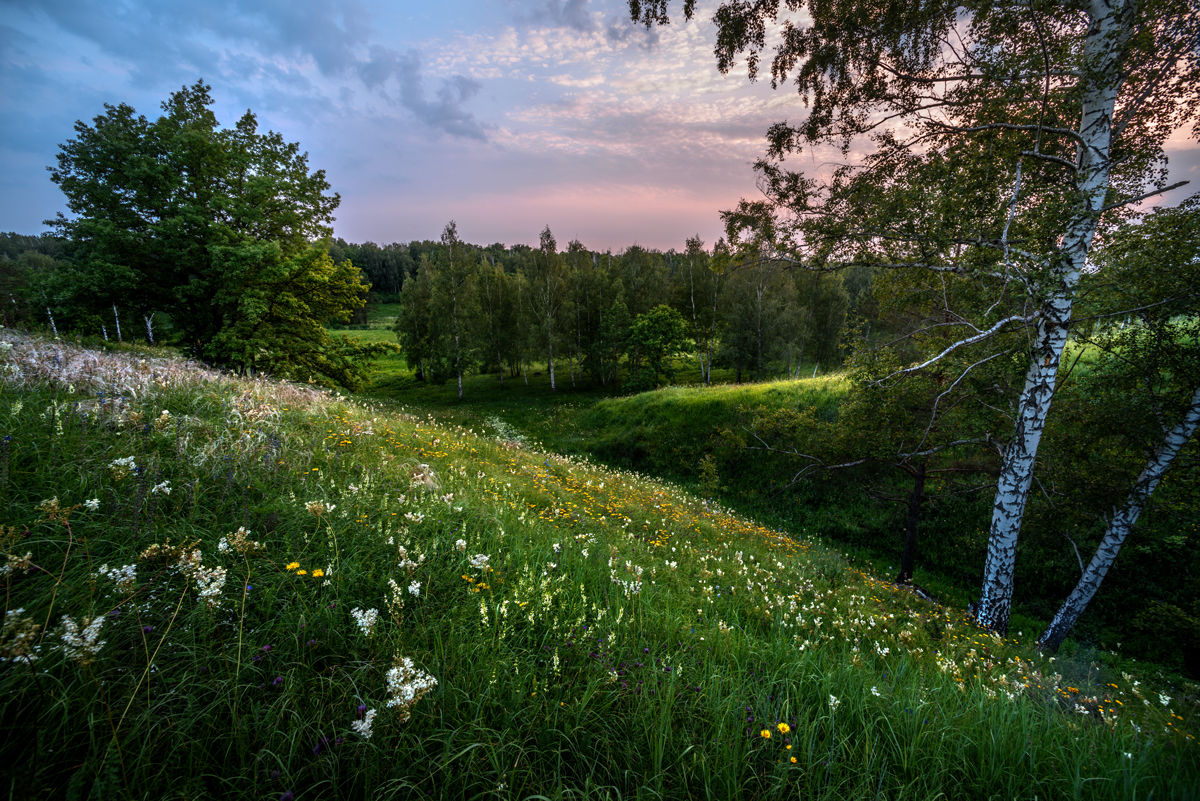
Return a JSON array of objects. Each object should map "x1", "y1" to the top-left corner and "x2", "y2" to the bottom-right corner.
[{"x1": 1, "y1": 329, "x2": 1197, "y2": 800}]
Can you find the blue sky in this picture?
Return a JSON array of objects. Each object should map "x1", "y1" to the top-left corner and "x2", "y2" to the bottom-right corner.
[{"x1": 2, "y1": 0, "x2": 1198, "y2": 251}]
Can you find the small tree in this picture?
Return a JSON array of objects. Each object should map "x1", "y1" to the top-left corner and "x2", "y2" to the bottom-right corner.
[{"x1": 626, "y1": 305, "x2": 692, "y2": 390}]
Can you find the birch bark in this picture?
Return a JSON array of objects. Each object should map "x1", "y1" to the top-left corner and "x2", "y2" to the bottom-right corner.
[
  {"x1": 975, "y1": 0, "x2": 1132, "y2": 634},
  {"x1": 1038, "y1": 384, "x2": 1200, "y2": 651}
]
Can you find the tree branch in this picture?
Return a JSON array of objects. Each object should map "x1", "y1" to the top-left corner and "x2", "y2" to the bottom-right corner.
[{"x1": 874, "y1": 314, "x2": 1035, "y2": 384}]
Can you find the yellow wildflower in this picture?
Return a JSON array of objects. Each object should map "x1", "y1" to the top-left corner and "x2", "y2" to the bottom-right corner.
[
  {"x1": 297, "y1": 570, "x2": 307, "y2": 576},
  {"x1": 285, "y1": 562, "x2": 300, "y2": 571},
  {"x1": 760, "y1": 729, "x2": 771, "y2": 739},
  {"x1": 777, "y1": 722, "x2": 791, "y2": 734},
  {"x1": 790, "y1": 756, "x2": 797, "y2": 764},
  {"x1": 312, "y1": 569, "x2": 325, "y2": 578}
]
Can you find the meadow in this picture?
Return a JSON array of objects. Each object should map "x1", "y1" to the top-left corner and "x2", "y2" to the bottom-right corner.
[{"x1": 1, "y1": 329, "x2": 1198, "y2": 799}]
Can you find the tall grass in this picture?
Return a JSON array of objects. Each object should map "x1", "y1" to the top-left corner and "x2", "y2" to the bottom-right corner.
[{"x1": 1, "y1": 330, "x2": 1196, "y2": 800}]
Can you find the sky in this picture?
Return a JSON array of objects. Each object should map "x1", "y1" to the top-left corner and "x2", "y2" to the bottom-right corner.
[{"x1": 2, "y1": 0, "x2": 1198, "y2": 253}]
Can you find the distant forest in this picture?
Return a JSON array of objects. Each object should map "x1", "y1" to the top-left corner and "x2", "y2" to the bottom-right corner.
[{"x1": 327, "y1": 224, "x2": 874, "y2": 394}]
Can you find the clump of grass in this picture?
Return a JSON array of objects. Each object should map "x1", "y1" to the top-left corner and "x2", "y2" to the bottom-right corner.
[{"x1": 1, "y1": 330, "x2": 1197, "y2": 799}]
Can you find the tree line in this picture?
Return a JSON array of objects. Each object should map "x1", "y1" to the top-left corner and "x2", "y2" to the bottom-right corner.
[{"x1": 383, "y1": 222, "x2": 860, "y2": 397}]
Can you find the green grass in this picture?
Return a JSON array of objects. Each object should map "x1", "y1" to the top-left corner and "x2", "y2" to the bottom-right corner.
[{"x1": 4, "y1": 330, "x2": 1196, "y2": 799}]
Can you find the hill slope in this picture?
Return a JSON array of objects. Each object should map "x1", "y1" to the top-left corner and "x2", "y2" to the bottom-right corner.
[{"x1": 1, "y1": 332, "x2": 1196, "y2": 799}]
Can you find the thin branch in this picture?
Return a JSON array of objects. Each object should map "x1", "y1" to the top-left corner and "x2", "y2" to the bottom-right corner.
[
  {"x1": 1020, "y1": 150, "x2": 1078, "y2": 172},
  {"x1": 1098, "y1": 181, "x2": 1190, "y2": 214},
  {"x1": 874, "y1": 314, "x2": 1036, "y2": 383},
  {"x1": 915, "y1": 350, "x2": 1012, "y2": 452}
]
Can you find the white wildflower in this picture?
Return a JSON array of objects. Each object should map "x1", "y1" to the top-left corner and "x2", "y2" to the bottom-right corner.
[
  {"x1": 469, "y1": 554, "x2": 490, "y2": 571},
  {"x1": 96, "y1": 563, "x2": 137, "y2": 593},
  {"x1": 60, "y1": 615, "x2": 107, "y2": 664},
  {"x1": 351, "y1": 607, "x2": 379, "y2": 636},
  {"x1": 151, "y1": 481, "x2": 171, "y2": 495},
  {"x1": 455, "y1": 539, "x2": 466, "y2": 551},
  {"x1": 1159, "y1": 693, "x2": 1171, "y2": 706},
  {"x1": 829, "y1": 695, "x2": 840, "y2": 711},
  {"x1": 408, "y1": 581, "x2": 421, "y2": 597},
  {"x1": 108, "y1": 456, "x2": 137, "y2": 480},
  {"x1": 351, "y1": 708, "x2": 377, "y2": 739},
  {"x1": 870, "y1": 686, "x2": 881, "y2": 697},
  {"x1": 385, "y1": 655, "x2": 438, "y2": 723},
  {"x1": 84, "y1": 498, "x2": 100, "y2": 511}
]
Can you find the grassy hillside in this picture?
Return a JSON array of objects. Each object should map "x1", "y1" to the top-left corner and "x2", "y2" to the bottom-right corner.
[{"x1": 5, "y1": 331, "x2": 1195, "y2": 799}]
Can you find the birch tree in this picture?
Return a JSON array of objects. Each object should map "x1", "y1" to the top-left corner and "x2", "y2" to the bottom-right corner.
[
  {"x1": 529, "y1": 226, "x2": 567, "y2": 391},
  {"x1": 1036, "y1": 197, "x2": 1200, "y2": 651},
  {"x1": 632, "y1": 0, "x2": 1200, "y2": 634},
  {"x1": 432, "y1": 221, "x2": 478, "y2": 399}
]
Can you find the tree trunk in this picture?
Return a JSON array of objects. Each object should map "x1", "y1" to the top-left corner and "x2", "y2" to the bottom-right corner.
[
  {"x1": 498, "y1": 349, "x2": 504, "y2": 387},
  {"x1": 1037, "y1": 383, "x2": 1200, "y2": 652},
  {"x1": 897, "y1": 461, "x2": 927, "y2": 585},
  {"x1": 975, "y1": 0, "x2": 1127, "y2": 635}
]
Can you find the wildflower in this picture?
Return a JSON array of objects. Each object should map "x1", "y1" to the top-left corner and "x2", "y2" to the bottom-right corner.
[
  {"x1": 829, "y1": 695, "x2": 840, "y2": 711},
  {"x1": 108, "y1": 456, "x2": 137, "y2": 480},
  {"x1": 219, "y1": 527, "x2": 264, "y2": 556},
  {"x1": 84, "y1": 498, "x2": 100, "y2": 511},
  {"x1": 0, "y1": 609, "x2": 41, "y2": 664},
  {"x1": 1, "y1": 552, "x2": 33, "y2": 578},
  {"x1": 385, "y1": 655, "x2": 438, "y2": 723},
  {"x1": 151, "y1": 480, "x2": 171, "y2": 495},
  {"x1": 469, "y1": 554, "x2": 490, "y2": 571},
  {"x1": 777, "y1": 722, "x2": 790, "y2": 734},
  {"x1": 351, "y1": 707, "x2": 377, "y2": 739},
  {"x1": 870, "y1": 686, "x2": 881, "y2": 697},
  {"x1": 1160, "y1": 693, "x2": 1171, "y2": 706},
  {"x1": 60, "y1": 615, "x2": 107, "y2": 665},
  {"x1": 455, "y1": 539, "x2": 467, "y2": 551},
  {"x1": 305, "y1": 501, "x2": 334, "y2": 516},
  {"x1": 790, "y1": 756, "x2": 797, "y2": 764},
  {"x1": 297, "y1": 570, "x2": 307, "y2": 576},
  {"x1": 408, "y1": 581, "x2": 421, "y2": 597},
  {"x1": 285, "y1": 562, "x2": 300, "y2": 571},
  {"x1": 760, "y1": 729, "x2": 771, "y2": 739},
  {"x1": 312, "y1": 568, "x2": 325, "y2": 578},
  {"x1": 351, "y1": 608, "x2": 379, "y2": 636}
]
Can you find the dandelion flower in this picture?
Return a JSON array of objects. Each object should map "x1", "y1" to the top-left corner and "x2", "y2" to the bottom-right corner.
[{"x1": 790, "y1": 756, "x2": 797, "y2": 764}]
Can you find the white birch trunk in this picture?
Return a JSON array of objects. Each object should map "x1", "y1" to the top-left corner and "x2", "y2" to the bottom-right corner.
[
  {"x1": 976, "y1": 0, "x2": 1130, "y2": 634},
  {"x1": 1038, "y1": 384, "x2": 1200, "y2": 652}
]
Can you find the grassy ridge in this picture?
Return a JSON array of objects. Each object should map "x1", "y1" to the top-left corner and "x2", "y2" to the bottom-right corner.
[{"x1": 2, "y1": 331, "x2": 1197, "y2": 800}]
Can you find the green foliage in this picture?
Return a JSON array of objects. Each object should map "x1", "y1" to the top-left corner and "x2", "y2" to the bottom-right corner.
[
  {"x1": 46, "y1": 81, "x2": 372, "y2": 388},
  {"x1": 625, "y1": 304, "x2": 691, "y2": 390}
]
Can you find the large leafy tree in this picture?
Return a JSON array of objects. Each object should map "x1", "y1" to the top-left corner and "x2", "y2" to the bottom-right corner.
[
  {"x1": 632, "y1": 0, "x2": 1200, "y2": 633},
  {"x1": 48, "y1": 81, "x2": 379, "y2": 388}
]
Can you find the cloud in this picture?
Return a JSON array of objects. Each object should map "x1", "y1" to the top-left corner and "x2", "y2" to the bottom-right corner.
[
  {"x1": 525, "y1": 0, "x2": 596, "y2": 32},
  {"x1": 360, "y1": 46, "x2": 488, "y2": 140}
]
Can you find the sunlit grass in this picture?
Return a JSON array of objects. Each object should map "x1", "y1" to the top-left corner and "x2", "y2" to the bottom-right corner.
[{"x1": 1, "y1": 329, "x2": 1196, "y2": 799}]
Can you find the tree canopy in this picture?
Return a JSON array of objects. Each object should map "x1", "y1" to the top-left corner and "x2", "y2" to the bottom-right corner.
[
  {"x1": 47, "y1": 81, "x2": 384, "y2": 389},
  {"x1": 632, "y1": 0, "x2": 1200, "y2": 634}
]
